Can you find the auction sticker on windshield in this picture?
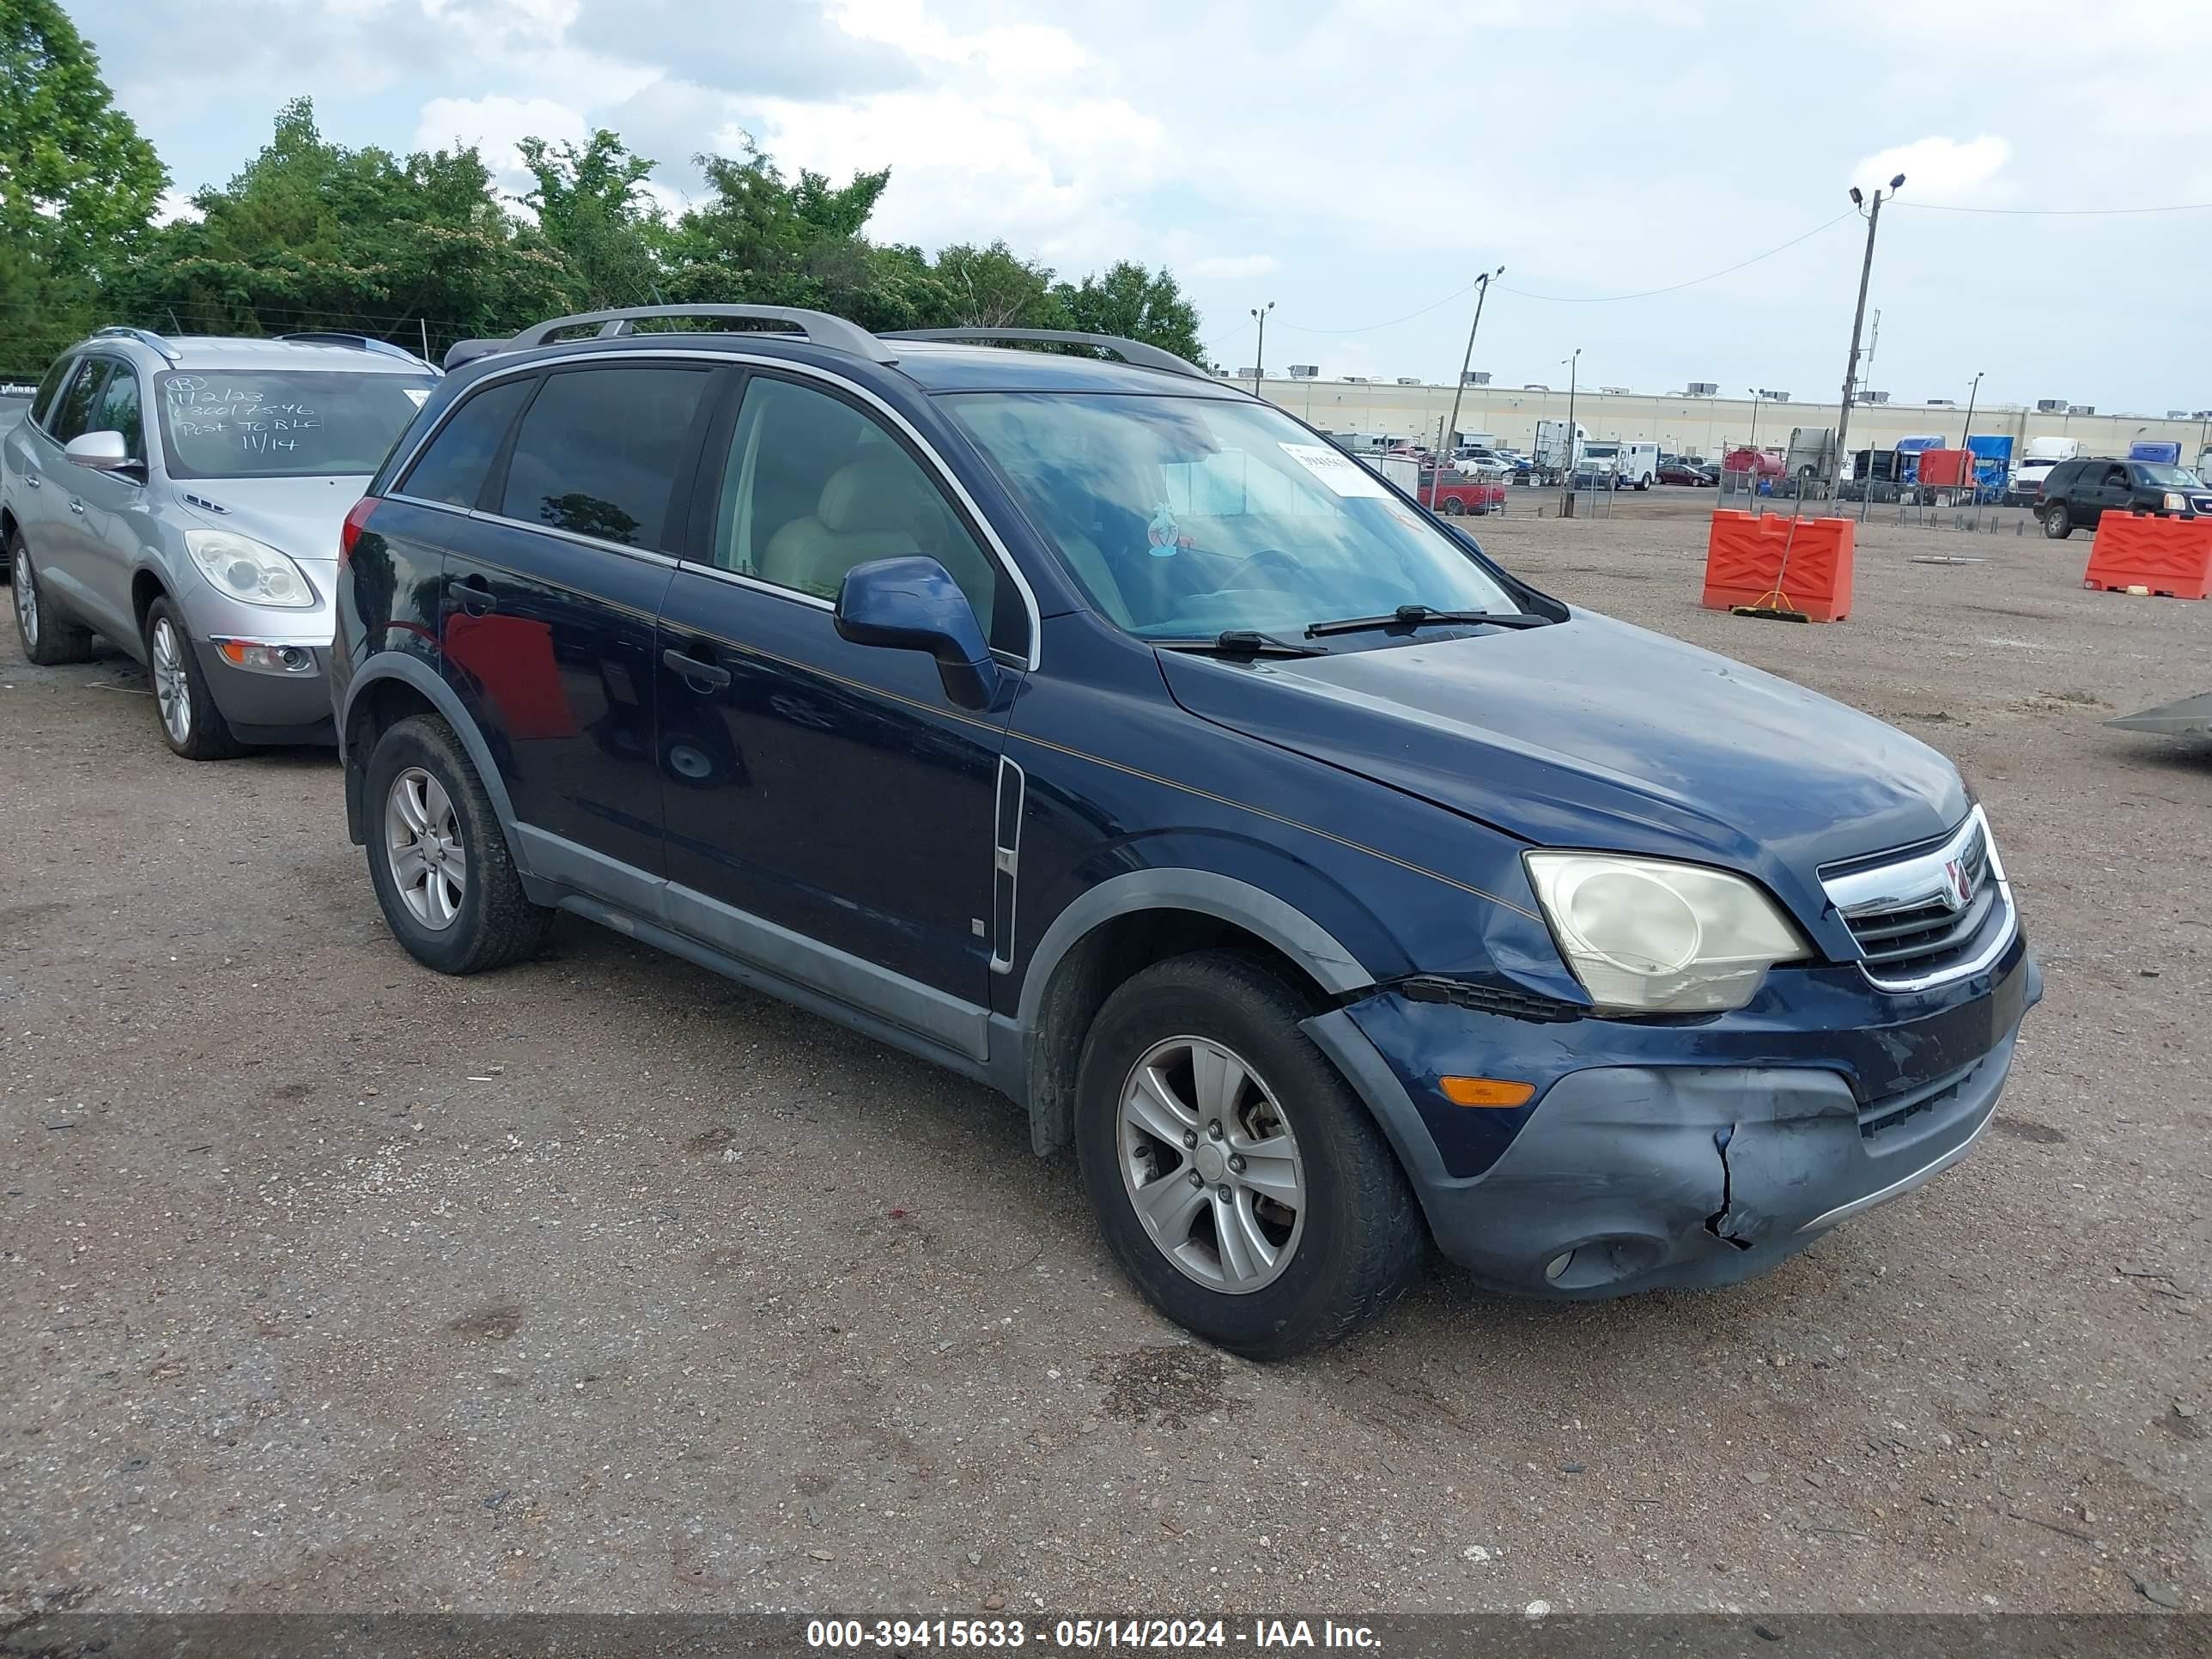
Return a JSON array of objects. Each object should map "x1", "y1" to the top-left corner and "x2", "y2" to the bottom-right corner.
[{"x1": 1279, "y1": 442, "x2": 1390, "y2": 497}]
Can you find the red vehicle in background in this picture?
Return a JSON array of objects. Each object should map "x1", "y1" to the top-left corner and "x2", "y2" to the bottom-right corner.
[
  {"x1": 1723, "y1": 446, "x2": 1784, "y2": 481},
  {"x1": 1419, "y1": 465, "x2": 1508, "y2": 516}
]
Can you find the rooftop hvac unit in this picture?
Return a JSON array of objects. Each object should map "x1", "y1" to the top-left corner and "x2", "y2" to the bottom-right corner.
[
  {"x1": 1461, "y1": 370, "x2": 1492, "y2": 386},
  {"x1": 1861, "y1": 391, "x2": 1890, "y2": 404},
  {"x1": 1686, "y1": 381, "x2": 1718, "y2": 397},
  {"x1": 1341, "y1": 375, "x2": 1371, "y2": 383},
  {"x1": 1767, "y1": 391, "x2": 1790, "y2": 403},
  {"x1": 1286, "y1": 363, "x2": 1319, "y2": 379},
  {"x1": 2068, "y1": 404, "x2": 2095, "y2": 416},
  {"x1": 1926, "y1": 398, "x2": 1954, "y2": 406},
  {"x1": 2035, "y1": 398, "x2": 2067, "y2": 412},
  {"x1": 1395, "y1": 376, "x2": 1422, "y2": 386},
  {"x1": 1522, "y1": 383, "x2": 1549, "y2": 392},
  {"x1": 1598, "y1": 385, "x2": 1631, "y2": 394},
  {"x1": 2195, "y1": 409, "x2": 2212, "y2": 420},
  {"x1": 1234, "y1": 367, "x2": 1260, "y2": 379},
  {"x1": 2168, "y1": 409, "x2": 2191, "y2": 419}
]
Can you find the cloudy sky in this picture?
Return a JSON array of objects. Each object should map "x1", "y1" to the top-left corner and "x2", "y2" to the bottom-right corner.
[{"x1": 71, "y1": 0, "x2": 2212, "y2": 413}]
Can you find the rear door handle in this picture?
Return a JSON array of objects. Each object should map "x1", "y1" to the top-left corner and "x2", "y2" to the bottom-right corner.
[
  {"x1": 23, "y1": 471, "x2": 40, "y2": 489},
  {"x1": 661, "y1": 647, "x2": 732, "y2": 690},
  {"x1": 451, "y1": 573, "x2": 495, "y2": 615},
  {"x1": 68, "y1": 499, "x2": 85, "y2": 514}
]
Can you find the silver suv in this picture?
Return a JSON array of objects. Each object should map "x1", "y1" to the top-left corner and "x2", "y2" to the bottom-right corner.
[{"x1": 3, "y1": 328, "x2": 437, "y2": 757}]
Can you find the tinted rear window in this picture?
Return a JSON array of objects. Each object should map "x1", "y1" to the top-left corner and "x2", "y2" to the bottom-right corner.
[
  {"x1": 498, "y1": 366, "x2": 710, "y2": 550},
  {"x1": 29, "y1": 356, "x2": 75, "y2": 428},
  {"x1": 48, "y1": 360, "x2": 112, "y2": 443},
  {"x1": 399, "y1": 378, "x2": 533, "y2": 509},
  {"x1": 155, "y1": 369, "x2": 434, "y2": 479}
]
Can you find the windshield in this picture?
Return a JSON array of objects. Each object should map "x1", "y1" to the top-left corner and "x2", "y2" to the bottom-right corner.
[
  {"x1": 945, "y1": 392, "x2": 1517, "y2": 638},
  {"x1": 1582, "y1": 443, "x2": 1619, "y2": 459},
  {"x1": 2137, "y1": 463, "x2": 2205, "y2": 489},
  {"x1": 155, "y1": 369, "x2": 434, "y2": 479}
]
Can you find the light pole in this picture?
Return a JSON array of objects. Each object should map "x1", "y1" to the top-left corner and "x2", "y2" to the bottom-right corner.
[
  {"x1": 1249, "y1": 301, "x2": 1273, "y2": 399},
  {"x1": 1559, "y1": 348, "x2": 1582, "y2": 512},
  {"x1": 1834, "y1": 173, "x2": 1904, "y2": 484},
  {"x1": 1747, "y1": 387, "x2": 1765, "y2": 456},
  {"x1": 1960, "y1": 371, "x2": 1983, "y2": 448},
  {"x1": 1441, "y1": 266, "x2": 1504, "y2": 466}
]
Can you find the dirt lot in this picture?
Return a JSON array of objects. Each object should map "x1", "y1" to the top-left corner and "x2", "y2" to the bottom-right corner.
[{"x1": 3, "y1": 496, "x2": 2206, "y2": 1619}]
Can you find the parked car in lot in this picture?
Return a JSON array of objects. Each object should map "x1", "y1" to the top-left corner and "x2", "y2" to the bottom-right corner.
[
  {"x1": 1418, "y1": 465, "x2": 1507, "y2": 515},
  {"x1": 332, "y1": 306, "x2": 2039, "y2": 1358},
  {"x1": 3, "y1": 328, "x2": 437, "y2": 757},
  {"x1": 1656, "y1": 459, "x2": 1714, "y2": 486},
  {"x1": 2033, "y1": 456, "x2": 2212, "y2": 538}
]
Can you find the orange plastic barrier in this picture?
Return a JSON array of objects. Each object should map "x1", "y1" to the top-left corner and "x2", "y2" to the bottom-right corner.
[
  {"x1": 2081, "y1": 512, "x2": 2212, "y2": 599},
  {"x1": 1700, "y1": 510, "x2": 1854, "y2": 623}
]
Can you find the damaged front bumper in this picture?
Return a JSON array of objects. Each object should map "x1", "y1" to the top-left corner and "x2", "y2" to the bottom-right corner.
[{"x1": 1303, "y1": 942, "x2": 2040, "y2": 1299}]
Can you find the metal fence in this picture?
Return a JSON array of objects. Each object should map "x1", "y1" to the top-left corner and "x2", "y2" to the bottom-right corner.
[{"x1": 1719, "y1": 466, "x2": 2040, "y2": 536}]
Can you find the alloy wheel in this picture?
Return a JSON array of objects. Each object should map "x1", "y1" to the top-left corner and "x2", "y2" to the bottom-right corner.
[
  {"x1": 385, "y1": 765, "x2": 467, "y2": 930},
  {"x1": 13, "y1": 558, "x2": 36, "y2": 648},
  {"x1": 150, "y1": 617, "x2": 191, "y2": 744},
  {"x1": 1118, "y1": 1036, "x2": 1306, "y2": 1294}
]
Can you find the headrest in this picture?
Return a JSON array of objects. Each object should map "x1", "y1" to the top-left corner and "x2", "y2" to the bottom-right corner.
[{"x1": 817, "y1": 451, "x2": 937, "y2": 534}]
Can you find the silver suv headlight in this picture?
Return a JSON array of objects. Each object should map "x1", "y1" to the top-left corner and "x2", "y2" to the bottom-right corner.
[
  {"x1": 185, "y1": 528, "x2": 316, "y2": 609},
  {"x1": 1523, "y1": 851, "x2": 1806, "y2": 1013}
]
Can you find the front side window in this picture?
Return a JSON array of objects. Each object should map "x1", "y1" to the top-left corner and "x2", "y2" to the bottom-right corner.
[
  {"x1": 155, "y1": 370, "x2": 434, "y2": 479},
  {"x1": 2136, "y1": 462, "x2": 2204, "y2": 489},
  {"x1": 499, "y1": 366, "x2": 709, "y2": 550},
  {"x1": 945, "y1": 391, "x2": 1516, "y2": 639},
  {"x1": 400, "y1": 377, "x2": 533, "y2": 509},
  {"x1": 711, "y1": 374, "x2": 1004, "y2": 640},
  {"x1": 29, "y1": 356, "x2": 75, "y2": 429},
  {"x1": 94, "y1": 366, "x2": 145, "y2": 463},
  {"x1": 48, "y1": 360, "x2": 112, "y2": 443}
]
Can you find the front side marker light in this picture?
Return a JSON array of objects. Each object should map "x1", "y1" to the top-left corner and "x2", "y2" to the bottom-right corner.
[{"x1": 1438, "y1": 1076, "x2": 1536, "y2": 1108}]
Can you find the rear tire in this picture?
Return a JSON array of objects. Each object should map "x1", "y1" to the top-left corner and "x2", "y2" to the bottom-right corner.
[
  {"x1": 144, "y1": 596, "x2": 247, "y2": 760},
  {"x1": 1075, "y1": 951, "x2": 1425, "y2": 1359},
  {"x1": 364, "y1": 713, "x2": 550, "y2": 975},
  {"x1": 2042, "y1": 503, "x2": 2072, "y2": 539},
  {"x1": 1441, "y1": 497, "x2": 1464, "y2": 516},
  {"x1": 9, "y1": 532, "x2": 94, "y2": 665}
]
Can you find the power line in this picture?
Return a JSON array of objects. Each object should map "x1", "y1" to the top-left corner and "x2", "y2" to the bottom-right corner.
[
  {"x1": 1896, "y1": 199, "x2": 2212, "y2": 216},
  {"x1": 1267, "y1": 210, "x2": 1855, "y2": 336}
]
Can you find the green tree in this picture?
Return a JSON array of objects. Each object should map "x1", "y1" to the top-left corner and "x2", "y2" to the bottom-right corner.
[
  {"x1": 1054, "y1": 261, "x2": 1205, "y2": 363},
  {"x1": 517, "y1": 129, "x2": 661, "y2": 310},
  {"x1": 930, "y1": 240, "x2": 1064, "y2": 329},
  {"x1": 0, "y1": 0, "x2": 166, "y2": 368}
]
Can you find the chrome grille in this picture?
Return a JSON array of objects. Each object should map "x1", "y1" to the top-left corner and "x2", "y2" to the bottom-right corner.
[{"x1": 1820, "y1": 806, "x2": 2015, "y2": 990}]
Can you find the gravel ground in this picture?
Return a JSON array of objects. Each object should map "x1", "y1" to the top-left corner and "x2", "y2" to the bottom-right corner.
[{"x1": 3, "y1": 495, "x2": 2205, "y2": 1620}]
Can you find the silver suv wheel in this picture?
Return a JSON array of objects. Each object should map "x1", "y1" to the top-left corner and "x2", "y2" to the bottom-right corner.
[
  {"x1": 149, "y1": 615, "x2": 191, "y2": 744},
  {"x1": 1119, "y1": 1036, "x2": 1306, "y2": 1293},
  {"x1": 385, "y1": 765, "x2": 467, "y2": 929},
  {"x1": 14, "y1": 558, "x2": 36, "y2": 648}
]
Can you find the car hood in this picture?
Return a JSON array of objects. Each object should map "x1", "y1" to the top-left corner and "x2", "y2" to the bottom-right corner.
[
  {"x1": 1156, "y1": 611, "x2": 1966, "y2": 923},
  {"x1": 167, "y1": 474, "x2": 371, "y2": 567}
]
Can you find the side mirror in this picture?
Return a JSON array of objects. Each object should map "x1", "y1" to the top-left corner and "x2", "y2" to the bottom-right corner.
[
  {"x1": 834, "y1": 556, "x2": 1001, "y2": 711},
  {"x1": 64, "y1": 429, "x2": 137, "y2": 474}
]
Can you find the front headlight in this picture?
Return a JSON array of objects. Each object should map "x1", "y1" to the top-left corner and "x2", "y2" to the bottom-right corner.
[
  {"x1": 1524, "y1": 852, "x2": 1807, "y2": 1014},
  {"x1": 2162, "y1": 491, "x2": 2186, "y2": 512},
  {"x1": 184, "y1": 528, "x2": 316, "y2": 609}
]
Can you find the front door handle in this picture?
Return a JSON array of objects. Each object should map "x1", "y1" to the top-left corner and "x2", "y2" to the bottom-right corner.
[
  {"x1": 68, "y1": 498, "x2": 85, "y2": 515},
  {"x1": 452, "y1": 573, "x2": 495, "y2": 615},
  {"x1": 23, "y1": 471, "x2": 40, "y2": 489},
  {"x1": 660, "y1": 647, "x2": 731, "y2": 690}
]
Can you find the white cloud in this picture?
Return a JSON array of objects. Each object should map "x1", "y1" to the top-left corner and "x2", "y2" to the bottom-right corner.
[
  {"x1": 414, "y1": 94, "x2": 587, "y2": 193},
  {"x1": 1193, "y1": 253, "x2": 1280, "y2": 280},
  {"x1": 1850, "y1": 135, "x2": 2012, "y2": 204},
  {"x1": 153, "y1": 190, "x2": 202, "y2": 227}
]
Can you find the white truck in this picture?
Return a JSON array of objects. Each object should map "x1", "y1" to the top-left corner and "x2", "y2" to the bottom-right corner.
[
  {"x1": 2008, "y1": 435, "x2": 2081, "y2": 505},
  {"x1": 1532, "y1": 419, "x2": 1588, "y2": 483},
  {"x1": 1577, "y1": 439, "x2": 1660, "y2": 490}
]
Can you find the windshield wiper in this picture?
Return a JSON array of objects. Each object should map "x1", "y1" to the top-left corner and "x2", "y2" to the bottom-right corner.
[
  {"x1": 1155, "y1": 629, "x2": 1328, "y2": 658},
  {"x1": 1304, "y1": 604, "x2": 1553, "y2": 639}
]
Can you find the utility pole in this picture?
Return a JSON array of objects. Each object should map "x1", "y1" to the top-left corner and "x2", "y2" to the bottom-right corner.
[
  {"x1": 1834, "y1": 173, "x2": 1904, "y2": 486},
  {"x1": 1559, "y1": 348, "x2": 1582, "y2": 514},
  {"x1": 1960, "y1": 371, "x2": 1983, "y2": 448},
  {"x1": 1441, "y1": 266, "x2": 1504, "y2": 467},
  {"x1": 1249, "y1": 301, "x2": 1273, "y2": 399}
]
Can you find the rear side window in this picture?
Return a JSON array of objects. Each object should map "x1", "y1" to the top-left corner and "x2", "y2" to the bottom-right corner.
[
  {"x1": 94, "y1": 368, "x2": 146, "y2": 463},
  {"x1": 47, "y1": 360, "x2": 112, "y2": 443},
  {"x1": 29, "y1": 356, "x2": 75, "y2": 429},
  {"x1": 400, "y1": 378, "x2": 533, "y2": 508},
  {"x1": 2045, "y1": 462, "x2": 2078, "y2": 490},
  {"x1": 498, "y1": 366, "x2": 709, "y2": 550}
]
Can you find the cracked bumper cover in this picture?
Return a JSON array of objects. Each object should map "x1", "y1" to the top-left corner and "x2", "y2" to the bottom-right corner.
[{"x1": 1303, "y1": 957, "x2": 2039, "y2": 1299}]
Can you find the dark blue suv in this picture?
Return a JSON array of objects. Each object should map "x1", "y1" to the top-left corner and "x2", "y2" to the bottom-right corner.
[{"x1": 330, "y1": 306, "x2": 2039, "y2": 1358}]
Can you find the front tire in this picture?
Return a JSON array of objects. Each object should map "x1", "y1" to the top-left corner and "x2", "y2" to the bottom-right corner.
[
  {"x1": 144, "y1": 596, "x2": 246, "y2": 760},
  {"x1": 364, "y1": 713, "x2": 550, "y2": 974},
  {"x1": 10, "y1": 532, "x2": 94, "y2": 665},
  {"x1": 1075, "y1": 951, "x2": 1424, "y2": 1359},
  {"x1": 2042, "y1": 503, "x2": 2072, "y2": 539}
]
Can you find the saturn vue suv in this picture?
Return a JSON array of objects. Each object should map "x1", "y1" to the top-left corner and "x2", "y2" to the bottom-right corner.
[
  {"x1": 328, "y1": 306, "x2": 2040, "y2": 1358},
  {"x1": 3, "y1": 328, "x2": 436, "y2": 757}
]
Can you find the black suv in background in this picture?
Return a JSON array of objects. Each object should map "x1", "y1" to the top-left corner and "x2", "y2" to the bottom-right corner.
[{"x1": 2035, "y1": 456, "x2": 2212, "y2": 538}]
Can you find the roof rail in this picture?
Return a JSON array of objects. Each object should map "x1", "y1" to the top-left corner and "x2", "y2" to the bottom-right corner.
[
  {"x1": 274, "y1": 331, "x2": 441, "y2": 371},
  {"x1": 879, "y1": 327, "x2": 1210, "y2": 381},
  {"x1": 92, "y1": 325, "x2": 179, "y2": 364},
  {"x1": 504, "y1": 305, "x2": 899, "y2": 364}
]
